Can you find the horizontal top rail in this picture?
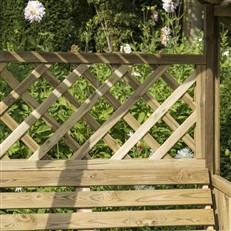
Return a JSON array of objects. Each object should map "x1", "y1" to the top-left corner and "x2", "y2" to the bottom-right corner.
[{"x1": 0, "y1": 51, "x2": 206, "y2": 64}]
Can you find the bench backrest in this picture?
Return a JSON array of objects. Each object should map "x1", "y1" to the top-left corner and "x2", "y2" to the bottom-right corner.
[{"x1": 1, "y1": 159, "x2": 215, "y2": 230}]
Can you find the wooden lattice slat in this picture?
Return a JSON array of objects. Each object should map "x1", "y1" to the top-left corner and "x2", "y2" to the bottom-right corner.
[
  {"x1": 151, "y1": 111, "x2": 196, "y2": 159},
  {"x1": 123, "y1": 69, "x2": 195, "y2": 152},
  {"x1": 1, "y1": 67, "x2": 86, "y2": 157},
  {"x1": 0, "y1": 64, "x2": 51, "y2": 115},
  {"x1": 71, "y1": 65, "x2": 169, "y2": 160},
  {"x1": 0, "y1": 64, "x2": 89, "y2": 157},
  {"x1": 83, "y1": 68, "x2": 161, "y2": 153},
  {"x1": 111, "y1": 71, "x2": 197, "y2": 159},
  {"x1": 41, "y1": 67, "x2": 121, "y2": 154},
  {"x1": 29, "y1": 65, "x2": 130, "y2": 160}
]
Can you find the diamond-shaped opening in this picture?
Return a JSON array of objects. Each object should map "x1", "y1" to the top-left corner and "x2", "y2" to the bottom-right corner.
[
  {"x1": 109, "y1": 77, "x2": 134, "y2": 104},
  {"x1": 70, "y1": 118, "x2": 95, "y2": 145},
  {"x1": 0, "y1": 120, "x2": 13, "y2": 142},
  {"x1": 90, "y1": 139, "x2": 114, "y2": 159},
  {"x1": 169, "y1": 98, "x2": 194, "y2": 124},
  {"x1": 47, "y1": 139, "x2": 74, "y2": 159},
  {"x1": 89, "y1": 97, "x2": 115, "y2": 124},
  {"x1": 46, "y1": 96, "x2": 75, "y2": 125},
  {"x1": 0, "y1": 78, "x2": 12, "y2": 101},
  {"x1": 148, "y1": 76, "x2": 174, "y2": 104},
  {"x1": 149, "y1": 119, "x2": 173, "y2": 145},
  {"x1": 167, "y1": 64, "x2": 196, "y2": 84},
  {"x1": 28, "y1": 77, "x2": 54, "y2": 103},
  {"x1": 69, "y1": 75, "x2": 95, "y2": 104},
  {"x1": 7, "y1": 99, "x2": 33, "y2": 123},
  {"x1": 128, "y1": 98, "x2": 154, "y2": 125},
  {"x1": 131, "y1": 64, "x2": 153, "y2": 83},
  {"x1": 28, "y1": 118, "x2": 53, "y2": 145},
  {"x1": 109, "y1": 119, "x2": 134, "y2": 145},
  {"x1": 6, "y1": 63, "x2": 34, "y2": 82},
  {"x1": 89, "y1": 63, "x2": 115, "y2": 83},
  {"x1": 6, "y1": 140, "x2": 33, "y2": 159},
  {"x1": 48, "y1": 63, "x2": 74, "y2": 82}
]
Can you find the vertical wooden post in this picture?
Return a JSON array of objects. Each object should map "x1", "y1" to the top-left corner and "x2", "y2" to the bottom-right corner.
[
  {"x1": 203, "y1": 4, "x2": 220, "y2": 174},
  {"x1": 195, "y1": 65, "x2": 206, "y2": 160}
]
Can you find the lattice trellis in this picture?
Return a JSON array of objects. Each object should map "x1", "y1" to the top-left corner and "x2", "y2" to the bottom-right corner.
[{"x1": 0, "y1": 52, "x2": 205, "y2": 160}]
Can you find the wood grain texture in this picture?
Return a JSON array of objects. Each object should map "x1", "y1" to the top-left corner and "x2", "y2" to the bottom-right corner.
[
  {"x1": 0, "y1": 64, "x2": 89, "y2": 157},
  {"x1": 0, "y1": 64, "x2": 50, "y2": 116},
  {"x1": 112, "y1": 71, "x2": 196, "y2": 160},
  {"x1": 124, "y1": 69, "x2": 195, "y2": 152},
  {"x1": 1, "y1": 68, "x2": 82, "y2": 157},
  {"x1": 212, "y1": 175, "x2": 231, "y2": 197},
  {"x1": 150, "y1": 111, "x2": 196, "y2": 159},
  {"x1": 1, "y1": 189, "x2": 212, "y2": 209},
  {"x1": 0, "y1": 159, "x2": 206, "y2": 171},
  {"x1": 0, "y1": 209, "x2": 215, "y2": 230},
  {"x1": 214, "y1": 188, "x2": 231, "y2": 231},
  {"x1": 0, "y1": 51, "x2": 206, "y2": 64},
  {"x1": 71, "y1": 65, "x2": 168, "y2": 160},
  {"x1": 1, "y1": 168, "x2": 209, "y2": 187}
]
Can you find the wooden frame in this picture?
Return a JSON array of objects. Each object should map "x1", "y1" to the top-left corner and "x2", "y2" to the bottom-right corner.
[{"x1": 0, "y1": 1, "x2": 231, "y2": 230}]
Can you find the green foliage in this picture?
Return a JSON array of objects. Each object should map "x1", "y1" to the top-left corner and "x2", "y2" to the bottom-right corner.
[
  {"x1": 219, "y1": 29, "x2": 231, "y2": 181},
  {"x1": 0, "y1": 0, "x2": 75, "y2": 51}
]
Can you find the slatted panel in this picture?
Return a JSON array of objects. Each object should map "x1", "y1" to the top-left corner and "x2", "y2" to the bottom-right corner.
[
  {"x1": 0, "y1": 160, "x2": 215, "y2": 230},
  {"x1": 0, "y1": 210, "x2": 215, "y2": 230}
]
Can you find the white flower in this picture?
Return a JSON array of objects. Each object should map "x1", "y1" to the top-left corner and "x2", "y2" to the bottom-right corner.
[
  {"x1": 120, "y1": 44, "x2": 132, "y2": 53},
  {"x1": 149, "y1": 149, "x2": 155, "y2": 157},
  {"x1": 24, "y1": 0, "x2": 46, "y2": 23},
  {"x1": 175, "y1": 148, "x2": 194, "y2": 159},
  {"x1": 161, "y1": 26, "x2": 171, "y2": 46},
  {"x1": 162, "y1": 0, "x2": 180, "y2": 13},
  {"x1": 15, "y1": 187, "x2": 23, "y2": 192},
  {"x1": 134, "y1": 185, "x2": 155, "y2": 190},
  {"x1": 223, "y1": 50, "x2": 229, "y2": 57},
  {"x1": 132, "y1": 71, "x2": 141, "y2": 77},
  {"x1": 127, "y1": 131, "x2": 134, "y2": 137}
]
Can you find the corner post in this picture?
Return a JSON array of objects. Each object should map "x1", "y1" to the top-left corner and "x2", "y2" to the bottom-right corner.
[{"x1": 204, "y1": 3, "x2": 220, "y2": 174}]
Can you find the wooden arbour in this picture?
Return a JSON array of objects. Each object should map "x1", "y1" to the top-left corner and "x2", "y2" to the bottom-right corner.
[{"x1": 1, "y1": 1, "x2": 231, "y2": 231}]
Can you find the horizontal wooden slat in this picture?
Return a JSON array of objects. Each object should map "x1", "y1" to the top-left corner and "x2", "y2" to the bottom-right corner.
[
  {"x1": 0, "y1": 51, "x2": 206, "y2": 64},
  {"x1": 0, "y1": 209, "x2": 215, "y2": 230},
  {"x1": 1, "y1": 189, "x2": 212, "y2": 209},
  {"x1": 212, "y1": 174, "x2": 231, "y2": 197},
  {"x1": 1, "y1": 168, "x2": 209, "y2": 187},
  {"x1": 0, "y1": 159, "x2": 206, "y2": 171},
  {"x1": 214, "y1": 5, "x2": 231, "y2": 17}
]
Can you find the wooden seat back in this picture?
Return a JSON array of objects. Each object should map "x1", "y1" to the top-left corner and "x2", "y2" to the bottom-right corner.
[{"x1": 1, "y1": 159, "x2": 215, "y2": 230}]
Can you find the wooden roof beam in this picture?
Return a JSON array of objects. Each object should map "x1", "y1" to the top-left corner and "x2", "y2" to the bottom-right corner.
[{"x1": 214, "y1": 5, "x2": 231, "y2": 17}]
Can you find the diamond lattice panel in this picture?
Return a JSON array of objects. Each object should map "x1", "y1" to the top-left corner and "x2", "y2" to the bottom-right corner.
[{"x1": 0, "y1": 54, "x2": 197, "y2": 160}]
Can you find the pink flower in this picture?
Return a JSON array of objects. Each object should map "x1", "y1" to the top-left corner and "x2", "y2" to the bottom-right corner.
[{"x1": 151, "y1": 8, "x2": 158, "y2": 22}]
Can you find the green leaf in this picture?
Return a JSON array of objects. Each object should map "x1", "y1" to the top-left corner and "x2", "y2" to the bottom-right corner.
[{"x1": 138, "y1": 112, "x2": 145, "y2": 123}]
